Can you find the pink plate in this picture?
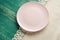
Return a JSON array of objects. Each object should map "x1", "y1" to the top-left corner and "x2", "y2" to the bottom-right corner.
[{"x1": 17, "y1": 2, "x2": 49, "y2": 32}]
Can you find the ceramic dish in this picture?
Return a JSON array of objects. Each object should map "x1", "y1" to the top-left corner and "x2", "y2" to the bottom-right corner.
[{"x1": 17, "y1": 2, "x2": 49, "y2": 32}]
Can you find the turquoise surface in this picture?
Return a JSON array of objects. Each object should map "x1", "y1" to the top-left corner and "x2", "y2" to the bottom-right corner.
[{"x1": 0, "y1": 0, "x2": 38, "y2": 40}]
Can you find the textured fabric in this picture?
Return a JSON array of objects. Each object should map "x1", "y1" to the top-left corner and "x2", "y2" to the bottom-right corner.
[
  {"x1": 0, "y1": 0, "x2": 38, "y2": 40},
  {"x1": 12, "y1": 29, "x2": 24, "y2": 40}
]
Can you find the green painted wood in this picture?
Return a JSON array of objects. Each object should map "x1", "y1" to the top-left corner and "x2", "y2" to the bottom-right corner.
[{"x1": 0, "y1": 0, "x2": 38, "y2": 40}]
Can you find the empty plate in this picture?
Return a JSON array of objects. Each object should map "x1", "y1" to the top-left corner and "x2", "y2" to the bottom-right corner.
[{"x1": 17, "y1": 2, "x2": 49, "y2": 32}]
